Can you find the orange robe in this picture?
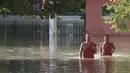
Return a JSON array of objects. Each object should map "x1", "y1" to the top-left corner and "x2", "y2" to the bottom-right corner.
[
  {"x1": 83, "y1": 42, "x2": 95, "y2": 58},
  {"x1": 100, "y1": 42, "x2": 114, "y2": 56}
]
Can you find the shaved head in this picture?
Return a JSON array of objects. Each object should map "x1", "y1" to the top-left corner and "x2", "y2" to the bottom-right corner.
[{"x1": 85, "y1": 33, "x2": 91, "y2": 41}]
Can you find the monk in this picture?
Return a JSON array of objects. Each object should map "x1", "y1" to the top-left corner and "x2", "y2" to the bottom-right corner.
[
  {"x1": 100, "y1": 34, "x2": 115, "y2": 56},
  {"x1": 79, "y1": 33, "x2": 97, "y2": 58}
]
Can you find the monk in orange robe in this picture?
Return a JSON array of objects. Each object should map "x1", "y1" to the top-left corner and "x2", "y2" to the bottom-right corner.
[
  {"x1": 100, "y1": 34, "x2": 115, "y2": 56},
  {"x1": 79, "y1": 33, "x2": 97, "y2": 58}
]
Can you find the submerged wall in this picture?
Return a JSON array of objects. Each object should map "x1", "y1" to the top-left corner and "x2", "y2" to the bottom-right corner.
[{"x1": 0, "y1": 15, "x2": 85, "y2": 46}]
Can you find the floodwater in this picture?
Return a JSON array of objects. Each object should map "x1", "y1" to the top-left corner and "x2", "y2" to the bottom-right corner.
[{"x1": 0, "y1": 36, "x2": 130, "y2": 73}]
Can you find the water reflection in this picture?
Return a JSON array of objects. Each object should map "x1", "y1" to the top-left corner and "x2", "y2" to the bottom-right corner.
[
  {"x1": 1, "y1": 56, "x2": 130, "y2": 73},
  {"x1": 100, "y1": 57, "x2": 114, "y2": 73},
  {"x1": 3, "y1": 59, "x2": 79, "y2": 73},
  {"x1": 79, "y1": 59, "x2": 94, "y2": 73},
  {"x1": 79, "y1": 57, "x2": 114, "y2": 73}
]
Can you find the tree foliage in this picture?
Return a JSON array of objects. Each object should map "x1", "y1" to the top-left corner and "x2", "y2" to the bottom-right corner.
[
  {"x1": 103, "y1": 0, "x2": 130, "y2": 32},
  {"x1": 0, "y1": 0, "x2": 85, "y2": 19}
]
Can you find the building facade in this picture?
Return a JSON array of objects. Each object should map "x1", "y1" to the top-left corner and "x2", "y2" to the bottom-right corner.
[{"x1": 86, "y1": 0, "x2": 130, "y2": 36}]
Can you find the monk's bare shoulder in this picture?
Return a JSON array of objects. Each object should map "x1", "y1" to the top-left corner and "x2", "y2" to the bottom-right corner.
[
  {"x1": 80, "y1": 42, "x2": 85, "y2": 46},
  {"x1": 80, "y1": 42, "x2": 85, "y2": 50}
]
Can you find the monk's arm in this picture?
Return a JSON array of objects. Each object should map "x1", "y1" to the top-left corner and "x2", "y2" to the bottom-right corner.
[
  {"x1": 99, "y1": 43, "x2": 103, "y2": 53},
  {"x1": 112, "y1": 43, "x2": 115, "y2": 53},
  {"x1": 79, "y1": 43, "x2": 84, "y2": 58},
  {"x1": 93, "y1": 43, "x2": 97, "y2": 53}
]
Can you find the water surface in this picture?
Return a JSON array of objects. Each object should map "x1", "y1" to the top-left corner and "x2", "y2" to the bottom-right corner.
[{"x1": 0, "y1": 36, "x2": 130, "y2": 73}]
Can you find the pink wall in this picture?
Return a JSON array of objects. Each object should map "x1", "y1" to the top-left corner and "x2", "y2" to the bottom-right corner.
[{"x1": 86, "y1": 0, "x2": 130, "y2": 36}]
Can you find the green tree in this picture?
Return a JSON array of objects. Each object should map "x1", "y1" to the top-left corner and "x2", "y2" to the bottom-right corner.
[
  {"x1": 103, "y1": 0, "x2": 130, "y2": 32},
  {"x1": 0, "y1": 0, "x2": 85, "y2": 19}
]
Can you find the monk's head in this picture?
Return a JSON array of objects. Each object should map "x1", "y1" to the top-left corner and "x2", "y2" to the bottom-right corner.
[
  {"x1": 104, "y1": 34, "x2": 109, "y2": 42},
  {"x1": 85, "y1": 33, "x2": 91, "y2": 41}
]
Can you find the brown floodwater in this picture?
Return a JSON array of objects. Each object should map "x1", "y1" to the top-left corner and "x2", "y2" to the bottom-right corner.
[{"x1": 0, "y1": 36, "x2": 130, "y2": 73}]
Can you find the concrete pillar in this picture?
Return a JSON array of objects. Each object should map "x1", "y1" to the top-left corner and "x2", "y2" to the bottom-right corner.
[
  {"x1": 49, "y1": 14, "x2": 57, "y2": 68},
  {"x1": 49, "y1": 14, "x2": 57, "y2": 58}
]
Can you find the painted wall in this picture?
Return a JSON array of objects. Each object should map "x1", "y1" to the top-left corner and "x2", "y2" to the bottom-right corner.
[{"x1": 86, "y1": 0, "x2": 130, "y2": 36}]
